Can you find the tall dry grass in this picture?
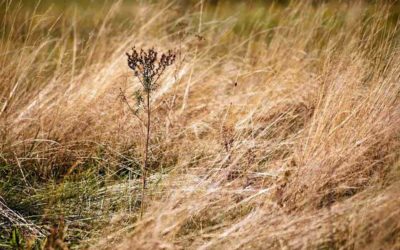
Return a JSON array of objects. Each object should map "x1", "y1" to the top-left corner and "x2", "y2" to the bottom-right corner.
[{"x1": 1, "y1": 0, "x2": 399, "y2": 249}]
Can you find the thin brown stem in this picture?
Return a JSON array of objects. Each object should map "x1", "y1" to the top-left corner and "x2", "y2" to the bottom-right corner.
[{"x1": 140, "y1": 90, "x2": 151, "y2": 219}]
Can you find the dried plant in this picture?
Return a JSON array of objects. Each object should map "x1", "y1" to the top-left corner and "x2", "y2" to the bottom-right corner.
[{"x1": 125, "y1": 47, "x2": 176, "y2": 217}]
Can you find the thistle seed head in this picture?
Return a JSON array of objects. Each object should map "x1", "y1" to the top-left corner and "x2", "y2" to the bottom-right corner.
[{"x1": 126, "y1": 47, "x2": 176, "y2": 92}]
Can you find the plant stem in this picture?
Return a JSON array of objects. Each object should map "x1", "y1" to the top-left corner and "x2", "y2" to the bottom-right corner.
[{"x1": 140, "y1": 90, "x2": 150, "y2": 218}]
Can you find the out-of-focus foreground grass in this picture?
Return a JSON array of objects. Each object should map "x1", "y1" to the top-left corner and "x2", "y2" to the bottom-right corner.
[{"x1": 1, "y1": 0, "x2": 400, "y2": 249}]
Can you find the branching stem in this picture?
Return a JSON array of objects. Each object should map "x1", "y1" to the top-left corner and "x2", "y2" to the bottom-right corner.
[{"x1": 125, "y1": 47, "x2": 175, "y2": 219}]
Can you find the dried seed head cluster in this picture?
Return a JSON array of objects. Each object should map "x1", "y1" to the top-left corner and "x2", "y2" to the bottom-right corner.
[{"x1": 126, "y1": 47, "x2": 176, "y2": 92}]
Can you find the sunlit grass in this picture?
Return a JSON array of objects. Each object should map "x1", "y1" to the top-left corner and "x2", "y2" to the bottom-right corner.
[{"x1": 1, "y1": 0, "x2": 400, "y2": 249}]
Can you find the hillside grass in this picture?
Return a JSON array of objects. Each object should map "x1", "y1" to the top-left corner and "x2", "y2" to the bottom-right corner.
[{"x1": 1, "y1": 0, "x2": 400, "y2": 249}]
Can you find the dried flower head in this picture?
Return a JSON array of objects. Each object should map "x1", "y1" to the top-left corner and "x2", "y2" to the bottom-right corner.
[{"x1": 126, "y1": 47, "x2": 176, "y2": 92}]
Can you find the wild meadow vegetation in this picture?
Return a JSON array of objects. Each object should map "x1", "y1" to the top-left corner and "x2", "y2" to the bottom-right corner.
[{"x1": 1, "y1": 0, "x2": 400, "y2": 249}]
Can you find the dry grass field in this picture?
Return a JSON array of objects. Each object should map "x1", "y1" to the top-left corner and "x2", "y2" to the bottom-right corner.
[{"x1": 1, "y1": 0, "x2": 400, "y2": 249}]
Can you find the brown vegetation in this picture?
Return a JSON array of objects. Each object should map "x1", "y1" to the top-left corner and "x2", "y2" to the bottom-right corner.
[{"x1": 0, "y1": 0, "x2": 399, "y2": 249}]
